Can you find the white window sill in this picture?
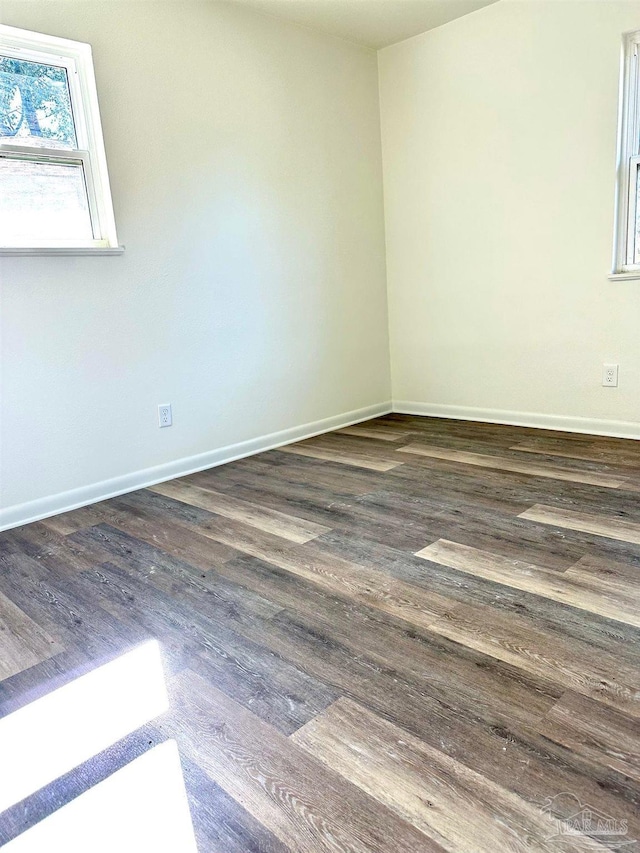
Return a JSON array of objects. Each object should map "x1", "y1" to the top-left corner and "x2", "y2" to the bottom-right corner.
[
  {"x1": 0, "y1": 246, "x2": 125, "y2": 257},
  {"x1": 608, "y1": 270, "x2": 640, "y2": 281}
]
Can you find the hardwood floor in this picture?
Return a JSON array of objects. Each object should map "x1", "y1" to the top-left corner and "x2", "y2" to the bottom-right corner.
[{"x1": 0, "y1": 414, "x2": 639, "y2": 852}]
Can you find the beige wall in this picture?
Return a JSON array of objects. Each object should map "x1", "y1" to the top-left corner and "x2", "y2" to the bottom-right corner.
[
  {"x1": 0, "y1": 1, "x2": 391, "y2": 522},
  {"x1": 3, "y1": 0, "x2": 639, "y2": 527},
  {"x1": 379, "y1": 0, "x2": 640, "y2": 436}
]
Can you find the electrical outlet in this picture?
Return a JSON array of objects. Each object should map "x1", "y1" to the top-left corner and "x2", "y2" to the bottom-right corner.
[
  {"x1": 602, "y1": 364, "x2": 619, "y2": 387},
  {"x1": 158, "y1": 404, "x2": 172, "y2": 427}
]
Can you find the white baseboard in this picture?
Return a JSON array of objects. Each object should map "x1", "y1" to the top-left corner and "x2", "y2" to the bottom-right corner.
[
  {"x1": 0, "y1": 402, "x2": 392, "y2": 533},
  {"x1": 393, "y1": 401, "x2": 640, "y2": 441}
]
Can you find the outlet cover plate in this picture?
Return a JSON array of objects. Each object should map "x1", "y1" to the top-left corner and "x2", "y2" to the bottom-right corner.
[
  {"x1": 158, "y1": 404, "x2": 172, "y2": 427},
  {"x1": 602, "y1": 364, "x2": 619, "y2": 387}
]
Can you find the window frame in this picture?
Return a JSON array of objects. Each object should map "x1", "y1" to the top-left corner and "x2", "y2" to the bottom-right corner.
[
  {"x1": 612, "y1": 29, "x2": 640, "y2": 278},
  {"x1": 0, "y1": 24, "x2": 122, "y2": 255}
]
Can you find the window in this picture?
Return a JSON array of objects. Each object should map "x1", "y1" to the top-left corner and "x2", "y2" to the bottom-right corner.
[
  {"x1": 0, "y1": 25, "x2": 120, "y2": 253},
  {"x1": 612, "y1": 29, "x2": 640, "y2": 277}
]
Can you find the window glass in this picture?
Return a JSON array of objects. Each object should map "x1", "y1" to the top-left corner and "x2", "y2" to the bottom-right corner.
[
  {"x1": 0, "y1": 55, "x2": 77, "y2": 149},
  {"x1": 635, "y1": 164, "x2": 640, "y2": 265},
  {"x1": 0, "y1": 157, "x2": 92, "y2": 243}
]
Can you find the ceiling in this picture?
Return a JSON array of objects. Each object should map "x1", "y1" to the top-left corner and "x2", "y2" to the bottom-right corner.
[{"x1": 225, "y1": 0, "x2": 499, "y2": 50}]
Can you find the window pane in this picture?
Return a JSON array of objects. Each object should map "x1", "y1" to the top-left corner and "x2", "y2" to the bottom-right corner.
[
  {"x1": 0, "y1": 157, "x2": 93, "y2": 243},
  {"x1": 0, "y1": 55, "x2": 77, "y2": 149},
  {"x1": 635, "y1": 165, "x2": 640, "y2": 265}
]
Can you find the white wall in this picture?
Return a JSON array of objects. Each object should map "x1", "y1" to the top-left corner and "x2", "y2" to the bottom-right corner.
[
  {"x1": 0, "y1": 1, "x2": 391, "y2": 523},
  {"x1": 379, "y1": 0, "x2": 640, "y2": 436}
]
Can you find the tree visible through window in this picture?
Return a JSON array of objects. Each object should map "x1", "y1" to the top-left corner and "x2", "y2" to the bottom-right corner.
[
  {"x1": 0, "y1": 26, "x2": 119, "y2": 252},
  {"x1": 0, "y1": 56, "x2": 76, "y2": 147}
]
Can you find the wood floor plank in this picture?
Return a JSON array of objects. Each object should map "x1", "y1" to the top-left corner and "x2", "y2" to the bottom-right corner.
[
  {"x1": 279, "y1": 442, "x2": 404, "y2": 472},
  {"x1": 67, "y1": 559, "x2": 336, "y2": 734},
  {"x1": 38, "y1": 506, "x2": 108, "y2": 535},
  {"x1": 206, "y1": 554, "x2": 561, "y2": 729},
  {"x1": 0, "y1": 522, "x2": 97, "y2": 574},
  {"x1": 510, "y1": 438, "x2": 640, "y2": 469},
  {"x1": 98, "y1": 500, "x2": 237, "y2": 570},
  {"x1": 0, "y1": 552, "x2": 147, "y2": 671},
  {"x1": 181, "y1": 514, "x2": 298, "y2": 564},
  {"x1": 425, "y1": 600, "x2": 640, "y2": 718},
  {"x1": 540, "y1": 691, "x2": 640, "y2": 783},
  {"x1": 188, "y1": 460, "x2": 381, "y2": 512},
  {"x1": 620, "y1": 480, "x2": 640, "y2": 492},
  {"x1": 315, "y1": 531, "x2": 640, "y2": 669},
  {"x1": 519, "y1": 503, "x2": 640, "y2": 546},
  {"x1": 567, "y1": 553, "x2": 640, "y2": 585},
  {"x1": 335, "y1": 426, "x2": 410, "y2": 441},
  {"x1": 163, "y1": 668, "x2": 446, "y2": 853},
  {"x1": 292, "y1": 697, "x2": 601, "y2": 853},
  {"x1": 258, "y1": 544, "x2": 452, "y2": 631},
  {"x1": 324, "y1": 507, "x2": 588, "y2": 573},
  {"x1": 172, "y1": 448, "x2": 380, "y2": 498},
  {"x1": 246, "y1": 452, "x2": 385, "y2": 495},
  {"x1": 106, "y1": 489, "x2": 303, "y2": 566},
  {"x1": 178, "y1": 753, "x2": 294, "y2": 853},
  {"x1": 564, "y1": 556, "x2": 640, "y2": 608},
  {"x1": 397, "y1": 444, "x2": 628, "y2": 488},
  {"x1": 0, "y1": 590, "x2": 63, "y2": 681},
  {"x1": 385, "y1": 458, "x2": 640, "y2": 544},
  {"x1": 233, "y1": 605, "x2": 640, "y2": 845},
  {"x1": 415, "y1": 538, "x2": 640, "y2": 629},
  {"x1": 68, "y1": 523, "x2": 282, "y2": 625},
  {"x1": 43, "y1": 494, "x2": 237, "y2": 571},
  {"x1": 148, "y1": 479, "x2": 330, "y2": 543}
]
